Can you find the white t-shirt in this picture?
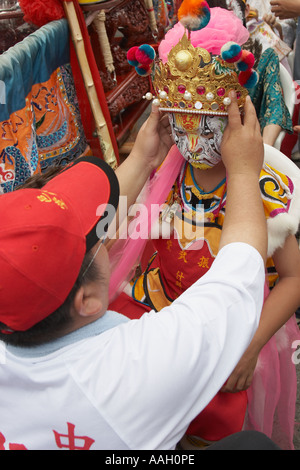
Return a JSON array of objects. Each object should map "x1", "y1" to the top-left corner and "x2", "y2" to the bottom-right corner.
[{"x1": 0, "y1": 243, "x2": 264, "y2": 450}]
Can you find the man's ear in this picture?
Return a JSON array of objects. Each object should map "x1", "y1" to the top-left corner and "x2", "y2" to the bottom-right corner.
[{"x1": 73, "y1": 286, "x2": 103, "y2": 318}]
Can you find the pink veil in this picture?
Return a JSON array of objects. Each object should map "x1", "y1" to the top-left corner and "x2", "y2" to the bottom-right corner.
[
  {"x1": 158, "y1": 7, "x2": 249, "y2": 61},
  {"x1": 244, "y1": 281, "x2": 300, "y2": 449},
  {"x1": 108, "y1": 145, "x2": 185, "y2": 303}
]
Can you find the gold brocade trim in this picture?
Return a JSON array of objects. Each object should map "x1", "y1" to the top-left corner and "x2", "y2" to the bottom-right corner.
[{"x1": 190, "y1": 184, "x2": 217, "y2": 200}]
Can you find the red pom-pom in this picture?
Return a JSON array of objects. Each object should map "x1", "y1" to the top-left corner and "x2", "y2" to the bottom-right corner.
[
  {"x1": 19, "y1": 0, "x2": 65, "y2": 27},
  {"x1": 178, "y1": 0, "x2": 211, "y2": 31},
  {"x1": 127, "y1": 44, "x2": 155, "y2": 71},
  {"x1": 237, "y1": 50, "x2": 255, "y2": 71},
  {"x1": 238, "y1": 69, "x2": 258, "y2": 89},
  {"x1": 136, "y1": 45, "x2": 155, "y2": 66},
  {"x1": 135, "y1": 64, "x2": 151, "y2": 76},
  {"x1": 127, "y1": 46, "x2": 139, "y2": 63}
]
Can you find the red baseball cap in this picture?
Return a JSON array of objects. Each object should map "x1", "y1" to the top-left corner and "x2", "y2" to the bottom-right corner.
[{"x1": 0, "y1": 156, "x2": 119, "y2": 331}]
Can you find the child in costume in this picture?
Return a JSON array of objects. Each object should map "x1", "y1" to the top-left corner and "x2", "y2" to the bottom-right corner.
[{"x1": 109, "y1": 2, "x2": 300, "y2": 449}]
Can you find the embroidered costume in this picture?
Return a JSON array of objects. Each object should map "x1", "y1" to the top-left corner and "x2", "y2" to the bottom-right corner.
[
  {"x1": 249, "y1": 48, "x2": 293, "y2": 135},
  {"x1": 131, "y1": 161, "x2": 296, "y2": 310}
]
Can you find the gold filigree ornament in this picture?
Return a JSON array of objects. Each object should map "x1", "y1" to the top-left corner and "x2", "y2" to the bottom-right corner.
[{"x1": 151, "y1": 33, "x2": 248, "y2": 116}]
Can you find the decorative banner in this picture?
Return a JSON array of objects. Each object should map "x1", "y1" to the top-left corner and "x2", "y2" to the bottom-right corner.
[
  {"x1": 0, "y1": 19, "x2": 89, "y2": 193},
  {"x1": 63, "y1": 0, "x2": 119, "y2": 169}
]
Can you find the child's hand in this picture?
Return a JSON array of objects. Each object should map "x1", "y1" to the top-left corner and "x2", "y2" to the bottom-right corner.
[
  {"x1": 221, "y1": 351, "x2": 258, "y2": 393},
  {"x1": 294, "y1": 125, "x2": 300, "y2": 134},
  {"x1": 130, "y1": 103, "x2": 174, "y2": 172}
]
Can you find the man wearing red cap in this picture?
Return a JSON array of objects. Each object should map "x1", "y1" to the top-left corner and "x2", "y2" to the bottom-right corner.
[{"x1": 0, "y1": 98, "x2": 278, "y2": 450}]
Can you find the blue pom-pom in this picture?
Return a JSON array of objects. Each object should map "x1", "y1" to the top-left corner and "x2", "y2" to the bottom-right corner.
[
  {"x1": 237, "y1": 61, "x2": 248, "y2": 72},
  {"x1": 244, "y1": 71, "x2": 258, "y2": 89},
  {"x1": 239, "y1": 70, "x2": 259, "y2": 89},
  {"x1": 138, "y1": 44, "x2": 155, "y2": 61},
  {"x1": 188, "y1": 6, "x2": 210, "y2": 31},
  {"x1": 221, "y1": 42, "x2": 242, "y2": 63},
  {"x1": 178, "y1": 1, "x2": 211, "y2": 32},
  {"x1": 128, "y1": 59, "x2": 139, "y2": 67},
  {"x1": 202, "y1": 6, "x2": 211, "y2": 26},
  {"x1": 135, "y1": 66, "x2": 150, "y2": 76}
]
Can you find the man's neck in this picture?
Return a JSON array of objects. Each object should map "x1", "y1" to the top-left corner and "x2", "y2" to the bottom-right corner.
[{"x1": 6, "y1": 311, "x2": 129, "y2": 358}]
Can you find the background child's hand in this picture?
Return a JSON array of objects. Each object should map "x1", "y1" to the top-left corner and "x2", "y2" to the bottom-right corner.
[{"x1": 270, "y1": 0, "x2": 300, "y2": 19}]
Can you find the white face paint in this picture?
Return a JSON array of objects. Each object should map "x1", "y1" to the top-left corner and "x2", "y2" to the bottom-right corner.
[{"x1": 169, "y1": 113, "x2": 228, "y2": 169}]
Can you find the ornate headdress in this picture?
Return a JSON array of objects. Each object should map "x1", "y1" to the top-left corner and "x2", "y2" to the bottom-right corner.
[{"x1": 127, "y1": 1, "x2": 258, "y2": 116}]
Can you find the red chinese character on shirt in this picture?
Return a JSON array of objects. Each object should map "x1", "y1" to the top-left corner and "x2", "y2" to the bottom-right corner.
[
  {"x1": 0, "y1": 432, "x2": 27, "y2": 450},
  {"x1": 53, "y1": 422, "x2": 95, "y2": 450}
]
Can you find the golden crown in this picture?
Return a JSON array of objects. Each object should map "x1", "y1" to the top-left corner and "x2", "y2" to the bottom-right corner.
[{"x1": 151, "y1": 33, "x2": 248, "y2": 116}]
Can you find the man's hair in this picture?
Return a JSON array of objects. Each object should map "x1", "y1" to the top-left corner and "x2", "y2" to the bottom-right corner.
[
  {"x1": 15, "y1": 164, "x2": 63, "y2": 189},
  {"x1": 0, "y1": 164, "x2": 102, "y2": 347}
]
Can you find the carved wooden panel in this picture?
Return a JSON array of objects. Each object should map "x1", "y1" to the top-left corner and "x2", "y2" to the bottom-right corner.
[
  {"x1": 88, "y1": 0, "x2": 163, "y2": 91},
  {"x1": 83, "y1": 0, "x2": 164, "y2": 146},
  {"x1": 107, "y1": 72, "x2": 150, "y2": 120}
]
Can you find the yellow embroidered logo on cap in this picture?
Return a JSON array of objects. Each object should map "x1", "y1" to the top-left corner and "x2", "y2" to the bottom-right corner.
[{"x1": 37, "y1": 191, "x2": 68, "y2": 210}]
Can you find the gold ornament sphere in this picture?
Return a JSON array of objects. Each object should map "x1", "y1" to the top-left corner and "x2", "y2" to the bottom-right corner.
[{"x1": 174, "y1": 50, "x2": 193, "y2": 71}]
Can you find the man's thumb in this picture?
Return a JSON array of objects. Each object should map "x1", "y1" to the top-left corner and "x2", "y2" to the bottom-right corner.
[{"x1": 144, "y1": 102, "x2": 160, "y2": 132}]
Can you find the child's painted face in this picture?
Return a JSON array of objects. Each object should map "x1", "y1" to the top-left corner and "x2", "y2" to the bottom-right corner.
[{"x1": 169, "y1": 113, "x2": 228, "y2": 169}]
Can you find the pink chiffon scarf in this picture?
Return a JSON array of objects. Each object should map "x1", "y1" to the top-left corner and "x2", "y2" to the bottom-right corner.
[
  {"x1": 244, "y1": 282, "x2": 300, "y2": 450},
  {"x1": 108, "y1": 145, "x2": 185, "y2": 302}
]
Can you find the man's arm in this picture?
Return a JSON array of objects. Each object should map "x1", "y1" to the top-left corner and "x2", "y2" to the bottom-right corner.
[
  {"x1": 219, "y1": 94, "x2": 267, "y2": 264},
  {"x1": 105, "y1": 105, "x2": 172, "y2": 242},
  {"x1": 114, "y1": 104, "x2": 173, "y2": 211}
]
